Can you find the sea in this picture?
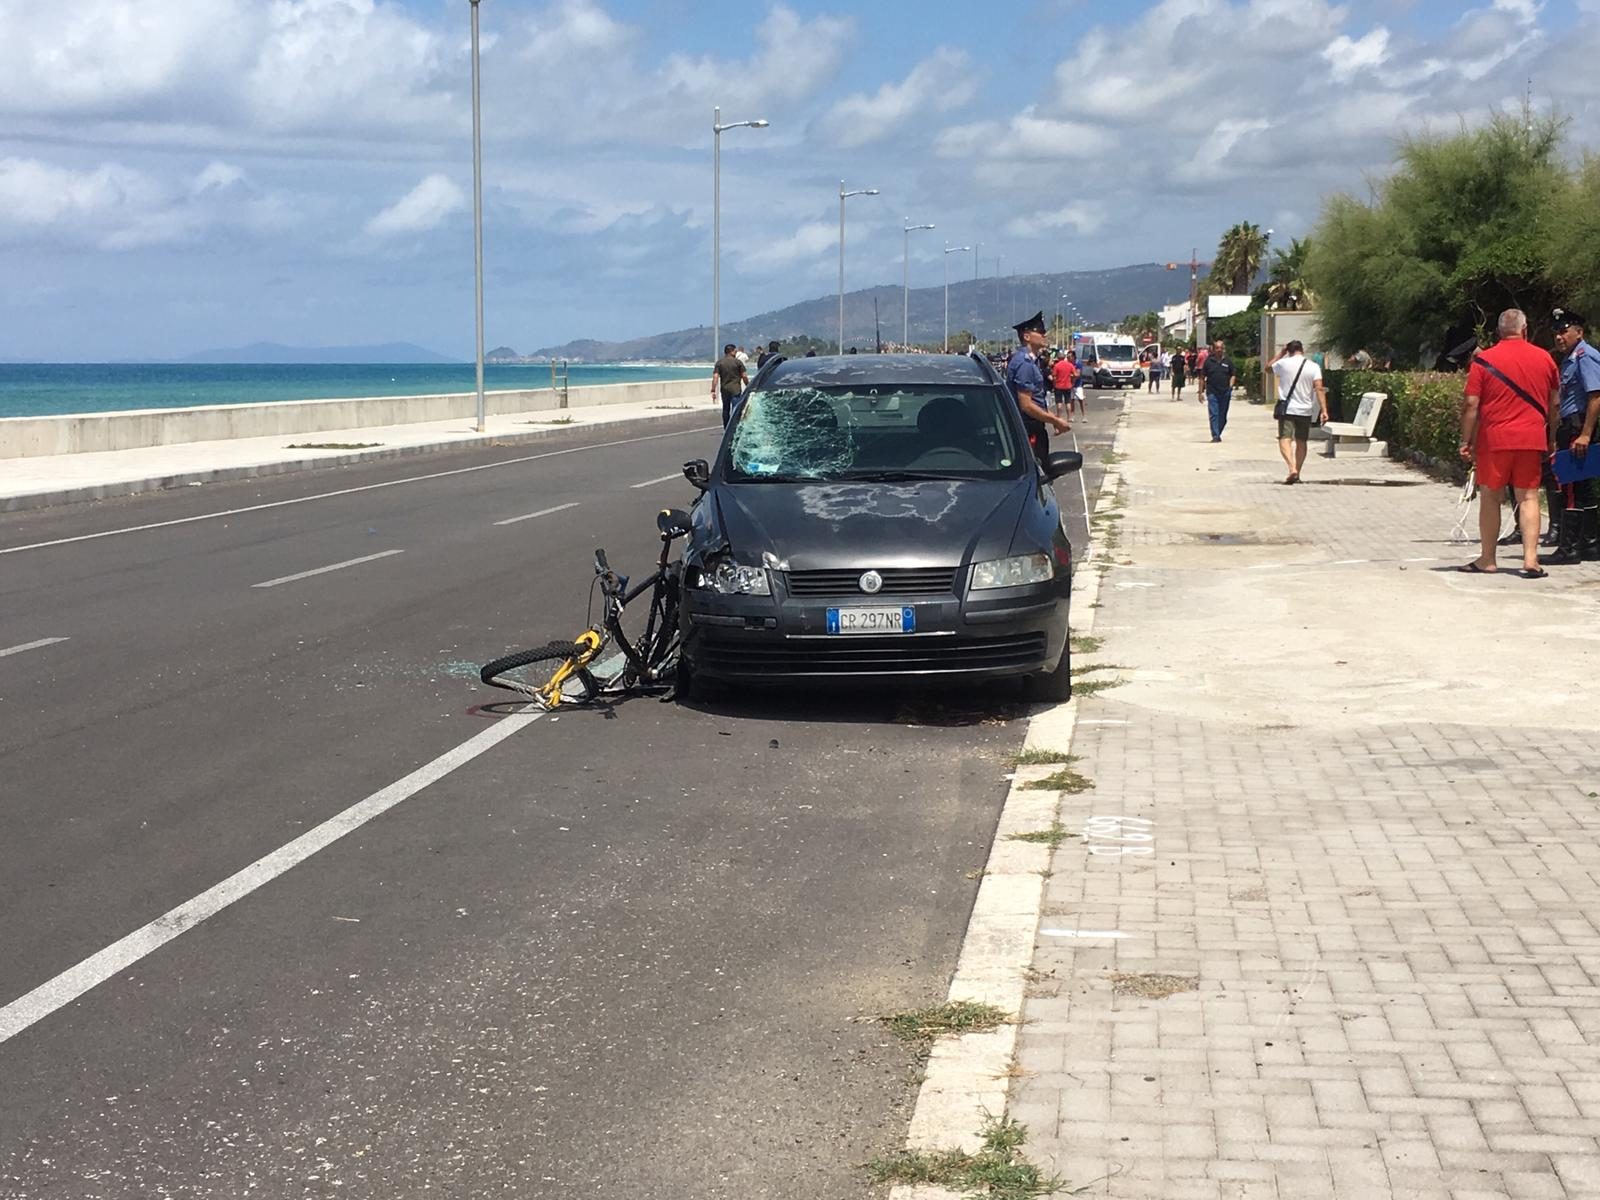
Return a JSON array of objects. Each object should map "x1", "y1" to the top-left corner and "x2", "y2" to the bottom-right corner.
[{"x1": 0, "y1": 363, "x2": 711, "y2": 420}]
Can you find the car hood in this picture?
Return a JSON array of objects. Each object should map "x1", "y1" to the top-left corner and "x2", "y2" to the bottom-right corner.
[{"x1": 703, "y1": 477, "x2": 1032, "y2": 570}]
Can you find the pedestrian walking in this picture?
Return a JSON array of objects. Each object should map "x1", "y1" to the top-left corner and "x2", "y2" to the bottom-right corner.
[
  {"x1": 1199, "y1": 338, "x2": 1236, "y2": 442},
  {"x1": 1269, "y1": 340, "x2": 1328, "y2": 483},
  {"x1": 1147, "y1": 348, "x2": 1164, "y2": 393},
  {"x1": 1543, "y1": 307, "x2": 1600, "y2": 563},
  {"x1": 1169, "y1": 348, "x2": 1187, "y2": 399},
  {"x1": 714, "y1": 342, "x2": 747, "y2": 427},
  {"x1": 1458, "y1": 309, "x2": 1559, "y2": 577},
  {"x1": 1051, "y1": 350, "x2": 1077, "y2": 417},
  {"x1": 1005, "y1": 312, "x2": 1072, "y2": 457}
]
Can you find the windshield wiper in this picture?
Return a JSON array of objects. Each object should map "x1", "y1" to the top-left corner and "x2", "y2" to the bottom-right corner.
[{"x1": 731, "y1": 472, "x2": 819, "y2": 483}]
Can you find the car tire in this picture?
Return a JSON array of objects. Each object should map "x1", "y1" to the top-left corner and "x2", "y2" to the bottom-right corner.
[
  {"x1": 674, "y1": 655, "x2": 719, "y2": 705},
  {"x1": 1024, "y1": 637, "x2": 1072, "y2": 704}
]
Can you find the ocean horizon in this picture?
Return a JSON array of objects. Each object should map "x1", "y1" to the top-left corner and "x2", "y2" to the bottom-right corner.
[{"x1": 0, "y1": 362, "x2": 712, "y2": 420}]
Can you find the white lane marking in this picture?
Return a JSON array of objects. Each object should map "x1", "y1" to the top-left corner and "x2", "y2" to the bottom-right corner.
[
  {"x1": 251, "y1": 549, "x2": 404, "y2": 589},
  {"x1": 0, "y1": 426, "x2": 719, "y2": 558},
  {"x1": 1040, "y1": 929, "x2": 1134, "y2": 939},
  {"x1": 493, "y1": 501, "x2": 579, "y2": 527},
  {"x1": 1403, "y1": 556, "x2": 1438, "y2": 563},
  {"x1": 0, "y1": 711, "x2": 543, "y2": 1046},
  {"x1": 1330, "y1": 559, "x2": 1368, "y2": 566},
  {"x1": 0, "y1": 637, "x2": 69, "y2": 659},
  {"x1": 629, "y1": 472, "x2": 683, "y2": 489}
]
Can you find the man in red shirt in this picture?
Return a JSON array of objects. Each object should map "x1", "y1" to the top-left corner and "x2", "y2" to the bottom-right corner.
[
  {"x1": 1459, "y1": 308, "x2": 1560, "y2": 577},
  {"x1": 1051, "y1": 352, "x2": 1077, "y2": 418}
]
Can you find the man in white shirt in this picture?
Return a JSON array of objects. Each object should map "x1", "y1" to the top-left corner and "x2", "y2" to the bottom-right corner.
[{"x1": 1270, "y1": 340, "x2": 1328, "y2": 483}]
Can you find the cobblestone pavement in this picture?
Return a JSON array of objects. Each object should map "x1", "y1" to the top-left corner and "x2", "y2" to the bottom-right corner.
[{"x1": 1011, "y1": 397, "x2": 1600, "y2": 1199}]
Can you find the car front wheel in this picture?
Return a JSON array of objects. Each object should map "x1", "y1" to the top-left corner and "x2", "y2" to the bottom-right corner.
[{"x1": 1024, "y1": 637, "x2": 1072, "y2": 703}]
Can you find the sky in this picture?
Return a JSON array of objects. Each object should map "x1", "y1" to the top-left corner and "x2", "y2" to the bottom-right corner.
[{"x1": 4, "y1": 0, "x2": 1600, "y2": 360}]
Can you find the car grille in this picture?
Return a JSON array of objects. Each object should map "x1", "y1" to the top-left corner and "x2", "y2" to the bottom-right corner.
[
  {"x1": 697, "y1": 632, "x2": 1046, "y2": 676},
  {"x1": 785, "y1": 567, "x2": 958, "y2": 597}
]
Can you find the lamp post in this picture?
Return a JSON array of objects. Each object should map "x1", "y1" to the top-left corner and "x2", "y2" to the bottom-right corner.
[
  {"x1": 468, "y1": 0, "x2": 486, "y2": 431},
  {"x1": 943, "y1": 243, "x2": 971, "y2": 352},
  {"x1": 838, "y1": 180, "x2": 889, "y2": 352},
  {"x1": 712, "y1": 107, "x2": 769, "y2": 365},
  {"x1": 902, "y1": 220, "x2": 934, "y2": 349}
]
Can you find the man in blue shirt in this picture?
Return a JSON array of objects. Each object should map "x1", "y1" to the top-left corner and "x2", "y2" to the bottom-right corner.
[
  {"x1": 1547, "y1": 308, "x2": 1600, "y2": 562},
  {"x1": 1005, "y1": 312, "x2": 1071, "y2": 456}
]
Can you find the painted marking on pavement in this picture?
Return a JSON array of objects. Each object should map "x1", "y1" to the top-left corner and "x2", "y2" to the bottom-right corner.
[
  {"x1": 251, "y1": 549, "x2": 404, "y2": 589},
  {"x1": 0, "y1": 426, "x2": 719, "y2": 558},
  {"x1": 1330, "y1": 559, "x2": 1368, "y2": 566},
  {"x1": 493, "y1": 502, "x2": 579, "y2": 527},
  {"x1": 630, "y1": 473, "x2": 683, "y2": 489},
  {"x1": 0, "y1": 637, "x2": 69, "y2": 659},
  {"x1": 0, "y1": 710, "x2": 543, "y2": 1047}
]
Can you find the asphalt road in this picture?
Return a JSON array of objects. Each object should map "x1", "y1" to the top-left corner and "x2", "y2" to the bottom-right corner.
[{"x1": 0, "y1": 393, "x2": 1122, "y2": 1199}]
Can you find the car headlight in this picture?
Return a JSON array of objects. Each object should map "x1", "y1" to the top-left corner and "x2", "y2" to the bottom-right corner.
[
  {"x1": 969, "y1": 552, "x2": 1054, "y2": 591},
  {"x1": 691, "y1": 557, "x2": 772, "y2": 595}
]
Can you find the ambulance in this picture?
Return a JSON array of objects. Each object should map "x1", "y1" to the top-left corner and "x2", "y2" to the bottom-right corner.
[{"x1": 1072, "y1": 331, "x2": 1143, "y2": 389}]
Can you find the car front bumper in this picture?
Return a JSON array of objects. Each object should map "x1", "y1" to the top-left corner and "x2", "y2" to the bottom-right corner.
[{"x1": 681, "y1": 580, "x2": 1069, "y2": 683}]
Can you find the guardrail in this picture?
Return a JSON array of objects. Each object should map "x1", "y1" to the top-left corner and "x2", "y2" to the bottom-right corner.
[{"x1": 0, "y1": 377, "x2": 710, "y2": 458}]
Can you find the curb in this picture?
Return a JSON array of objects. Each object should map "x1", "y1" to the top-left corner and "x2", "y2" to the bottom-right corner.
[
  {"x1": 888, "y1": 412, "x2": 1130, "y2": 1197},
  {"x1": 0, "y1": 405, "x2": 721, "y2": 514}
]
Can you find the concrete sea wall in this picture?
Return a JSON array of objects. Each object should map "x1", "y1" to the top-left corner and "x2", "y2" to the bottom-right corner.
[{"x1": 0, "y1": 377, "x2": 710, "y2": 458}]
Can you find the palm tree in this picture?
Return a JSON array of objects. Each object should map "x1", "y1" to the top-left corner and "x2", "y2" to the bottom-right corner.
[
  {"x1": 1261, "y1": 237, "x2": 1314, "y2": 310},
  {"x1": 1213, "y1": 222, "x2": 1271, "y2": 295}
]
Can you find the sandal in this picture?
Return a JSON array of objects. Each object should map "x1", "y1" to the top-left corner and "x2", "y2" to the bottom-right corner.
[
  {"x1": 1457, "y1": 562, "x2": 1496, "y2": 573},
  {"x1": 1520, "y1": 567, "x2": 1549, "y2": 579}
]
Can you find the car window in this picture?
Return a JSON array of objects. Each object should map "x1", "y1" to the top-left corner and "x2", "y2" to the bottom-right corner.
[
  {"x1": 725, "y1": 385, "x2": 1023, "y2": 482},
  {"x1": 1097, "y1": 344, "x2": 1136, "y2": 362}
]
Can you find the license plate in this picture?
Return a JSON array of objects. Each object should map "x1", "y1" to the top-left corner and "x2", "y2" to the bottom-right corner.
[{"x1": 826, "y1": 606, "x2": 916, "y2": 635}]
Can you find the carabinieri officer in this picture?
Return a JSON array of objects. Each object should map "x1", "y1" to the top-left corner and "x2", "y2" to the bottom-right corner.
[
  {"x1": 1005, "y1": 311, "x2": 1071, "y2": 457},
  {"x1": 1548, "y1": 307, "x2": 1600, "y2": 563}
]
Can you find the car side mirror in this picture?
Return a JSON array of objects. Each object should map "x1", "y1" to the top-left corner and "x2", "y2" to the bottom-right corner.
[
  {"x1": 682, "y1": 459, "x2": 710, "y2": 491},
  {"x1": 1044, "y1": 451, "x2": 1083, "y2": 479}
]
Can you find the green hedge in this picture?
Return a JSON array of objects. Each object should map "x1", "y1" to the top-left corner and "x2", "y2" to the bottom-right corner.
[
  {"x1": 1237, "y1": 355, "x2": 1262, "y2": 399},
  {"x1": 1324, "y1": 368, "x2": 1466, "y2": 478}
]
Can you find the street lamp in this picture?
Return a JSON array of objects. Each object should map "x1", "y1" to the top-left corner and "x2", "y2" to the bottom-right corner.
[
  {"x1": 713, "y1": 107, "x2": 769, "y2": 365},
  {"x1": 838, "y1": 182, "x2": 880, "y2": 352},
  {"x1": 943, "y1": 243, "x2": 971, "y2": 352},
  {"x1": 468, "y1": 0, "x2": 486, "y2": 431},
  {"x1": 902, "y1": 220, "x2": 934, "y2": 349}
]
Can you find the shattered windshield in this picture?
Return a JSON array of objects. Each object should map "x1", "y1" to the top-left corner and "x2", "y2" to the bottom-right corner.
[{"x1": 726, "y1": 385, "x2": 1023, "y2": 483}]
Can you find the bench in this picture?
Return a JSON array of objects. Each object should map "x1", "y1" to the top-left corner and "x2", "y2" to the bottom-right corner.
[{"x1": 1319, "y1": 391, "x2": 1386, "y2": 457}]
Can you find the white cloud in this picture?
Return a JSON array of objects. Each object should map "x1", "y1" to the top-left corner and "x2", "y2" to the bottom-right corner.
[
  {"x1": 817, "y1": 48, "x2": 976, "y2": 149},
  {"x1": 1324, "y1": 28, "x2": 1390, "y2": 81},
  {"x1": 739, "y1": 221, "x2": 839, "y2": 270},
  {"x1": 1005, "y1": 203, "x2": 1105, "y2": 237},
  {"x1": 365, "y1": 174, "x2": 466, "y2": 238}
]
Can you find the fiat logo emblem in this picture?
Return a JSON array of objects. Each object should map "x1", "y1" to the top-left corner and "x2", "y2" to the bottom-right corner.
[{"x1": 859, "y1": 570, "x2": 883, "y2": 594}]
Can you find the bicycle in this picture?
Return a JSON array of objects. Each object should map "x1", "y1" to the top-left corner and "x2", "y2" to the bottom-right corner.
[{"x1": 479, "y1": 507, "x2": 692, "y2": 709}]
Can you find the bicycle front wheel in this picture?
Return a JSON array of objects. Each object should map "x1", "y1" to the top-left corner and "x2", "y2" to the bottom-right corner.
[{"x1": 480, "y1": 640, "x2": 590, "y2": 700}]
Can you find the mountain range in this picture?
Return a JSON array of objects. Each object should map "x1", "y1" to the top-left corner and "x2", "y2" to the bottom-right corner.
[{"x1": 525, "y1": 263, "x2": 1198, "y2": 361}]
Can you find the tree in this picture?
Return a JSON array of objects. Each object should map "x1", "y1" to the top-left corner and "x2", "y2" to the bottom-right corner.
[
  {"x1": 1117, "y1": 311, "x2": 1161, "y2": 342},
  {"x1": 1210, "y1": 222, "x2": 1271, "y2": 295},
  {"x1": 1306, "y1": 112, "x2": 1568, "y2": 363},
  {"x1": 1256, "y1": 237, "x2": 1314, "y2": 310}
]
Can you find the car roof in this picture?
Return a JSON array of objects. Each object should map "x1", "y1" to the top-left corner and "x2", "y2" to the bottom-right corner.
[{"x1": 762, "y1": 353, "x2": 997, "y2": 389}]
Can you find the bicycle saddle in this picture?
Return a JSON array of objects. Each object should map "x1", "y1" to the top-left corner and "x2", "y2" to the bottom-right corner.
[{"x1": 657, "y1": 508, "x2": 692, "y2": 538}]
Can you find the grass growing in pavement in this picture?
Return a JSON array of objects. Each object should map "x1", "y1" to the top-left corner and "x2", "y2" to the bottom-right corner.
[
  {"x1": 1070, "y1": 676, "x2": 1125, "y2": 697},
  {"x1": 525, "y1": 416, "x2": 576, "y2": 424},
  {"x1": 1069, "y1": 634, "x2": 1104, "y2": 654},
  {"x1": 1008, "y1": 822, "x2": 1079, "y2": 847},
  {"x1": 880, "y1": 1000, "x2": 1010, "y2": 1044},
  {"x1": 285, "y1": 442, "x2": 382, "y2": 450},
  {"x1": 1071, "y1": 663, "x2": 1129, "y2": 676},
  {"x1": 1023, "y1": 768, "x2": 1093, "y2": 794},
  {"x1": 1006, "y1": 748, "x2": 1078, "y2": 766},
  {"x1": 866, "y1": 1114, "x2": 1064, "y2": 1198}
]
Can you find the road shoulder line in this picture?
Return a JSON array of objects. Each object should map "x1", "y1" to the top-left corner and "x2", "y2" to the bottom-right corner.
[{"x1": 890, "y1": 414, "x2": 1128, "y2": 1190}]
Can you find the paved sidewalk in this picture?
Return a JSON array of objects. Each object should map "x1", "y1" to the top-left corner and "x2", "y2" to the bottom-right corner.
[
  {"x1": 1012, "y1": 396, "x2": 1600, "y2": 1198},
  {"x1": 0, "y1": 391, "x2": 721, "y2": 511}
]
